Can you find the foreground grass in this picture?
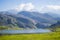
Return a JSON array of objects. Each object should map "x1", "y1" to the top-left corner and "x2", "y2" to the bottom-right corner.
[{"x1": 0, "y1": 32, "x2": 60, "y2": 40}]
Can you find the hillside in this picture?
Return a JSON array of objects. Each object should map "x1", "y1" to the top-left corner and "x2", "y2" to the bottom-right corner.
[
  {"x1": 0, "y1": 11, "x2": 36, "y2": 29},
  {"x1": 49, "y1": 21, "x2": 60, "y2": 32},
  {"x1": 0, "y1": 11, "x2": 60, "y2": 30}
]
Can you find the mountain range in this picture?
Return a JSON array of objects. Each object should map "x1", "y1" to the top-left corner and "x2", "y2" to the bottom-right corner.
[{"x1": 0, "y1": 10, "x2": 60, "y2": 30}]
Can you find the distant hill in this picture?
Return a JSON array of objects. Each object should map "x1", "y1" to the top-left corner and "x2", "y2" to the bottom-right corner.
[
  {"x1": 49, "y1": 21, "x2": 60, "y2": 32},
  {"x1": 0, "y1": 11, "x2": 60, "y2": 30},
  {"x1": 0, "y1": 12, "x2": 36, "y2": 29},
  {"x1": 18, "y1": 11, "x2": 57, "y2": 25},
  {"x1": 50, "y1": 21, "x2": 60, "y2": 28}
]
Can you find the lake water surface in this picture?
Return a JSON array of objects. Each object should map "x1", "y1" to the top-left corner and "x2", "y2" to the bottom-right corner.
[{"x1": 0, "y1": 29, "x2": 51, "y2": 34}]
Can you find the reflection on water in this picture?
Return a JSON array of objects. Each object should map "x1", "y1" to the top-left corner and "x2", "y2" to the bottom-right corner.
[{"x1": 0, "y1": 29, "x2": 51, "y2": 34}]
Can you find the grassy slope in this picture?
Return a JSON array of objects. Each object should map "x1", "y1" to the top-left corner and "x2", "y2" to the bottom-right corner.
[{"x1": 0, "y1": 32, "x2": 60, "y2": 40}]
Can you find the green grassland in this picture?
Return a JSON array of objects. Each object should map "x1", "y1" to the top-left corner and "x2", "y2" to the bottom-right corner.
[{"x1": 0, "y1": 32, "x2": 60, "y2": 40}]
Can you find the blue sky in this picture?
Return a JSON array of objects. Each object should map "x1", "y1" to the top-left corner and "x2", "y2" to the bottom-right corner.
[{"x1": 0, "y1": 0, "x2": 60, "y2": 13}]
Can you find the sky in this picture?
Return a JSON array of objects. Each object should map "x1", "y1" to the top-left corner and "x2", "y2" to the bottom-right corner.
[{"x1": 0, "y1": 0, "x2": 60, "y2": 13}]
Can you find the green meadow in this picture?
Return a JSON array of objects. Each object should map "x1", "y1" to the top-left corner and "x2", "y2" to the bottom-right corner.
[{"x1": 0, "y1": 32, "x2": 60, "y2": 40}]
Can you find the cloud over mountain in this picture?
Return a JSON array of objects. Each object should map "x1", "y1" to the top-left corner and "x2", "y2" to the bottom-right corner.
[
  {"x1": 15, "y1": 3, "x2": 60, "y2": 14},
  {"x1": 40, "y1": 5, "x2": 60, "y2": 14},
  {"x1": 16, "y1": 3, "x2": 35, "y2": 11},
  {"x1": 46, "y1": 5, "x2": 60, "y2": 10}
]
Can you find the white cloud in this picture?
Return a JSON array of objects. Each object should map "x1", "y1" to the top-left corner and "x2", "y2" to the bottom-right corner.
[
  {"x1": 46, "y1": 5, "x2": 60, "y2": 10},
  {"x1": 15, "y1": 4, "x2": 60, "y2": 14},
  {"x1": 16, "y1": 3, "x2": 35, "y2": 11},
  {"x1": 40, "y1": 5, "x2": 60, "y2": 13}
]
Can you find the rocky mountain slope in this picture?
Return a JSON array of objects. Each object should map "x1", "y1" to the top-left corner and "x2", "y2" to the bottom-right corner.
[{"x1": 0, "y1": 11, "x2": 60, "y2": 29}]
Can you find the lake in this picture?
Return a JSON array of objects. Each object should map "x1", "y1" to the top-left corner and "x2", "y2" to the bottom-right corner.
[{"x1": 0, "y1": 29, "x2": 51, "y2": 34}]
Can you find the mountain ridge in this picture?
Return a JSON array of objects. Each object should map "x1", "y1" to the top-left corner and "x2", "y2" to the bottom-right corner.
[{"x1": 0, "y1": 10, "x2": 60, "y2": 30}]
